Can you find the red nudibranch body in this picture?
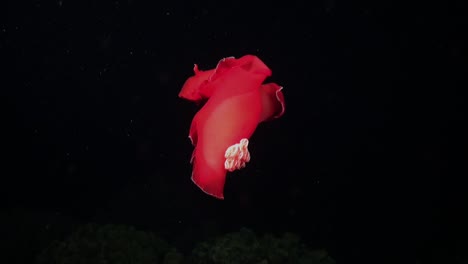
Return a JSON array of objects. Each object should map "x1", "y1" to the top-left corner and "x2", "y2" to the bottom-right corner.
[{"x1": 179, "y1": 55, "x2": 285, "y2": 199}]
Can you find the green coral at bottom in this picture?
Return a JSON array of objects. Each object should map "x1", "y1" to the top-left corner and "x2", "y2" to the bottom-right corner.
[
  {"x1": 35, "y1": 224, "x2": 335, "y2": 264},
  {"x1": 191, "y1": 228, "x2": 336, "y2": 264}
]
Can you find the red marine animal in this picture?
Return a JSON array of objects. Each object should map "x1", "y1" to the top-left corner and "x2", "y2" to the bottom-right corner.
[{"x1": 179, "y1": 55, "x2": 285, "y2": 199}]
